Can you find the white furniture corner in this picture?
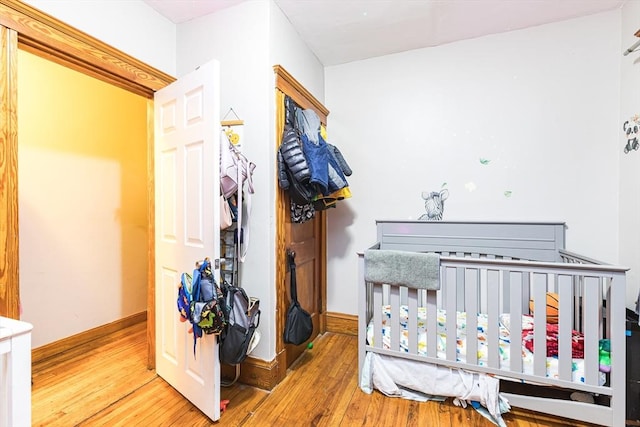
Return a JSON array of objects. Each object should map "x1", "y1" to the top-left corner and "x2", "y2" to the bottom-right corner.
[{"x1": 1, "y1": 316, "x2": 33, "y2": 427}]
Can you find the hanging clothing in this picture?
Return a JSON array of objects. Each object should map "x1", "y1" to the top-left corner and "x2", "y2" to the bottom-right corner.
[
  {"x1": 297, "y1": 109, "x2": 349, "y2": 195},
  {"x1": 325, "y1": 142, "x2": 348, "y2": 193},
  {"x1": 296, "y1": 108, "x2": 321, "y2": 143},
  {"x1": 290, "y1": 199, "x2": 315, "y2": 223},
  {"x1": 299, "y1": 133, "x2": 329, "y2": 193},
  {"x1": 284, "y1": 101, "x2": 353, "y2": 220},
  {"x1": 328, "y1": 143, "x2": 352, "y2": 176},
  {"x1": 282, "y1": 96, "x2": 318, "y2": 222},
  {"x1": 297, "y1": 109, "x2": 328, "y2": 192}
]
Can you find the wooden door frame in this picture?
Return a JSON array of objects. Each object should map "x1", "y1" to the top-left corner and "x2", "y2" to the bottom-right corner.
[
  {"x1": 0, "y1": 0, "x2": 174, "y2": 369},
  {"x1": 273, "y1": 65, "x2": 329, "y2": 382}
]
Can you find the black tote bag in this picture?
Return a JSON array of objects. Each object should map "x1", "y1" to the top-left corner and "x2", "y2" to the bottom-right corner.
[{"x1": 283, "y1": 250, "x2": 313, "y2": 345}]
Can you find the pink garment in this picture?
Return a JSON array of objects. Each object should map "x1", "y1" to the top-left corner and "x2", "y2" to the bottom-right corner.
[{"x1": 522, "y1": 321, "x2": 584, "y2": 358}]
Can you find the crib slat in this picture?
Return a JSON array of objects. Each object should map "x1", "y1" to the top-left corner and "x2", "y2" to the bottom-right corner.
[
  {"x1": 557, "y1": 274, "x2": 573, "y2": 382},
  {"x1": 426, "y1": 290, "x2": 437, "y2": 358},
  {"x1": 446, "y1": 266, "x2": 458, "y2": 362},
  {"x1": 532, "y1": 272, "x2": 548, "y2": 378},
  {"x1": 465, "y1": 267, "x2": 479, "y2": 366},
  {"x1": 522, "y1": 271, "x2": 531, "y2": 315},
  {"x1": 456, "y1": 260, "x2": 465, "y2": 311},
  {"x1": 573, "y1": 275, "x2": 583, "y2": 332},
  {"x1": 390, "y1": 285, "x2": 400, "y2": 352},
  {"x1": 509, "y1": 271, "x2": 523, "y2": 373},
  {"x1": 407, "y1": 288, "x2": 418, "y2": 355},
  {"x1": 603, "y1": 278, "x2": 612, "y2": 339},
  {"x1": 486, "y1": 269, "x2": 500, "y2": 369},
  {"x1": 583, "y1": 277, "x2": 600, "y2": 386},
  {"x1": 373, "y1": 284, "x2": 383, "y2": 350},
  {"x1": 502, "y1": 268, "x2": 511, "y2": 313}
]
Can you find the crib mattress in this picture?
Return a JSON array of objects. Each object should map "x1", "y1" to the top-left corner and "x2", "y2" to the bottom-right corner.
[{"x1": 366, "y1": 305, "x2": 603, "y2": 385}]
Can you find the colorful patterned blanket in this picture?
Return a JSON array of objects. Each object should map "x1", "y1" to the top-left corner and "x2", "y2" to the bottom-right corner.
[{"x1": 366, "y1": 305, "x2": 600, "y2": 384}]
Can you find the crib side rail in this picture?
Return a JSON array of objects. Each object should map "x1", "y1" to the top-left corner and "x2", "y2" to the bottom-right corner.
[
  {"x1": 559, "y1": 249, "x2": 610, "y2": 266},
  {"x1": 437, "y1": 256, "x2": 627, "y2": 385},
  {"x1": 360, "y1": 254, "x2": 627, "y2": 426}
]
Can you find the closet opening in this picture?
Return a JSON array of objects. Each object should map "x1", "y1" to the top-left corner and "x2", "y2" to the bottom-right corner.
[{"x1": 17, "y1": 47, "x2": 150, "y2": 354}]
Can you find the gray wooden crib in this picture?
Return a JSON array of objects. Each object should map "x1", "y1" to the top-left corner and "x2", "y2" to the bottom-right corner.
[{"x1": 357, "y1": 220, "x2": 628, "y2": 426}]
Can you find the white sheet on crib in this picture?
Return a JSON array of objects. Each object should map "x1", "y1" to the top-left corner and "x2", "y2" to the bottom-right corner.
[
  {"x1": 361, "y1": 352, "x2": 509, "y2": 425},
  {"x1": 366, "y1": 305, "x2": 603, "y2": 385}
]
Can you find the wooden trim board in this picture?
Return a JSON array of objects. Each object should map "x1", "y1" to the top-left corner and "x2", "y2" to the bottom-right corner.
[
  {"x1": 325, "y1": 312, "x2": 358, "y2": 336},
  {"x1": 0, "y1": 0, "x2": 174, "y2": 97},
  {"x1": 32, "y1": 312, "x2": 147, "y2": 364}
]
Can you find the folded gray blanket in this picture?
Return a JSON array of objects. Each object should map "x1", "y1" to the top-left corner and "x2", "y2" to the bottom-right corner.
[{"x1": 364, "y1": 249, "x2": 440, "y2": 290}]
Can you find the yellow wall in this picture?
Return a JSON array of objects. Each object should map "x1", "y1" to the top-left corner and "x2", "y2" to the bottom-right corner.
[{"x1": 18, "y1": 49, "x2": 148, "y2": 348}]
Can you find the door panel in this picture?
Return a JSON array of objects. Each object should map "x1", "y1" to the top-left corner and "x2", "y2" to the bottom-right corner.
[
  {"x1": 154, "y1": 60, "x2": 221, "y2": 421},
  {"x1": 285, "y1": 215, "x2": 322, "y2": 367}
]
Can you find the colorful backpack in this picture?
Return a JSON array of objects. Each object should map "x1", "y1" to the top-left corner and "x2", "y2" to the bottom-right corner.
[
  {"x1": 177, "y1": 258, "x2": 227, "y2": 354},
  {"x1": 219, "y1": 281, "x2": 261, "y2": 365},
  {"x1": 177, "y1": 272, "x2": 193, "y2": 323}
]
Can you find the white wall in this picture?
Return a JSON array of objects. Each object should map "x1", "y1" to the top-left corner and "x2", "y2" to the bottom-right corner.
[
  {"x1": 176, "y1": 0, "x2": 324, "y2": 362},
  {"x1": 269, "y1": 1, "x2": 325, "y2": 105},
  {"x1": 22, "y1": 0, "x2": 176, "y2": 76},
  {"x1": 325, "y1": 11, "x2": 624, "y2": 315},
  {"x1": 18, "y1": 49, "x2": 149, "y2": 348},
  {"x1": 619, "y1": 1, "x2": 640, "y2": 310}
]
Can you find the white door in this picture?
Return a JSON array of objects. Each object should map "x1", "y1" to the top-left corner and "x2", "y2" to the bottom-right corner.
[{"x1": 154, "y1": 59, "x2": 221, "y2": 421}]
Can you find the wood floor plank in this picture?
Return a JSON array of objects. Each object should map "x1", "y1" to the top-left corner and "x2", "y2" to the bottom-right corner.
[
  {"x1": 88, "y1": 380, "x2": 206, "y2": 427},
  {"x1": 32, "y1": 325, "x2": 155, "y2": 427},
  {"x1": 31, "y1": 320, "x2": 606, "y2": 427},
  {"x1": 317, "y1": 361, "x2": 359, "y2": 425},
  {"x1": 220, "y1": 384, "x2": 271, "y2": 426},
  {"x1": 33, "y1": 322, "x2": 147, "y2": 370},
  {"x1": 404, "y1": 400, "x2": 420, "y2": 427},
  {"x1": 339, "y1": 383, "x2": 373, "y2": 426},
  {"x1": 407, "y1": 399, "x2": 448, "y2": 427}
]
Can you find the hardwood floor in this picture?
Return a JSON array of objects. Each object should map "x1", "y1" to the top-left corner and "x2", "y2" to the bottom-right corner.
[{"x1": 32, "y1": 321, "x2": 601, "y2": 426}]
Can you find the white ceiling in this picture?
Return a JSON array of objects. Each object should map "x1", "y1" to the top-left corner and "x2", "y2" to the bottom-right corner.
[{"x1": 143, "y1": 0, "x2": 626, "y2": 66}]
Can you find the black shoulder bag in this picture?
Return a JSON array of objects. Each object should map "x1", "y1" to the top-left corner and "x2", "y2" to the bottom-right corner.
[{"x1": 283, "y1": 250, "x2": 313, "y2": 345}]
